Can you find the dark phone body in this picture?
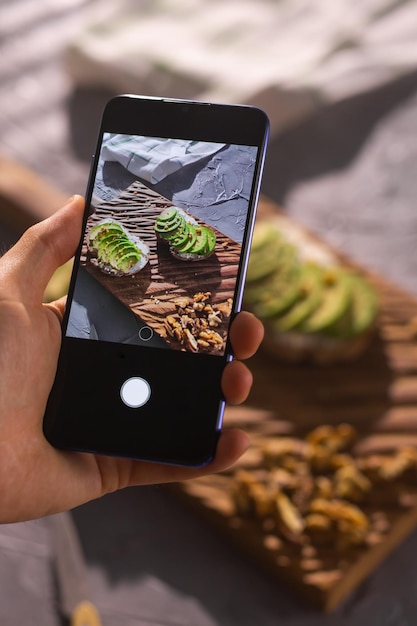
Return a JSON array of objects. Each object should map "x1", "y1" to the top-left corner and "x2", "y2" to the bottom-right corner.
[{"x1": 43, "y1": 95, "x2": 269, "y2": 467}]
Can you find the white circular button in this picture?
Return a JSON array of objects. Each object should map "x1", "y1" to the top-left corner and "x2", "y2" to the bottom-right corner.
[{"x1": 120, "y1": 377, "x2": 151, "y2": 408}]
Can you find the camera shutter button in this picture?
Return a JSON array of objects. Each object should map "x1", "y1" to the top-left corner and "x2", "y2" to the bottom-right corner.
[{"x1": 120, "y1": 377, "x2": 151, "y2": 408}]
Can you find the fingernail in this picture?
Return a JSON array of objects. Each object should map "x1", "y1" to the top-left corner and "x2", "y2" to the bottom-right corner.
[{"x1": 63, "y1": 194, "x2": 83, "y2": 207}]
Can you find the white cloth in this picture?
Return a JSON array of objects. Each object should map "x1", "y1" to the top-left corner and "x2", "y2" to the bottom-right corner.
[{"x1": 102, "y1": 133, "x2": 225, "y2": 184}]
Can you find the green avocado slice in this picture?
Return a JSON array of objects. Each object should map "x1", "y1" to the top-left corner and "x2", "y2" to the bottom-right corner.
[
  {"x1": 327, "y1": 274, "x2": 378, "y2": 338},
  {"x1": 250, "y1": 222, "x2": 281, "y2": 253},
  {"x1": 96, "y1": 233, "x2": 129, "y2": 261},
  {"x1": 301, "y1": 268, "x2": 353, "y2": 334},
  {"x1": 350, "y1": 276, "x2": 378, "y2": 335},
  {"x1": 106, "y1": 239, "x2": 137, "y2": 267},
  {"x1": 155, "y1": 212, "x2": 184, "y2": 238},
  {"x1": 157, "y1": 216, "x2": 187, "y2": 241},
  {"x1": 170, "y1": 221, "x2": 191, "y2": 248},
  {"x1": 117, "y1": 250, "x2": 141, "y2": 272},
  {"x1": 270, "y1": 264, "x2": 323, "y2": 332},
  {"x1": 246, "y1": 243, "x2": 301, "y2": 310},
  {"x1": 156, "y1": 207, "x2": 178, "y2": 224},
  {"x1": 174, "y1": 225, "x2": 198, "y2": 252},
  {"x1": 88, "y1": 221, "x2": 124, "y2": 243},
  {"x1": 203, "y1": 227, "x2": 216, "y2": 255},
  {"x1": 252, "y1": 266, "x2": 302, "y2": 318},
  {"x1": 247, "y1": 233, "x2": 295, "y2": 283},
  {"x1": 188, "y1": 226, "x2": 208, "y2": 254}
]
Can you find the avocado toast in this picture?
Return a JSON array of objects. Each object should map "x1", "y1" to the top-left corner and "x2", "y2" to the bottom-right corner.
[
  {"x1": 155, "y1": 207, "x2": 217, "y2": 261},
  {"x1": 87, "y1": 219, "x2": 149, "y2": 276},
  {"x1": 244, "y1": 216, "x2": 378, "y2": 363}
]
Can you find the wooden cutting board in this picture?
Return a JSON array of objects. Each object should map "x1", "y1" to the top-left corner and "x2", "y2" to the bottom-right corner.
[
  {"x1": 82, "y1": 180, "x2": 241, "y2": 353},
  {"x1": 174, "y1": 197, "x2": 417, "y2": 612}
]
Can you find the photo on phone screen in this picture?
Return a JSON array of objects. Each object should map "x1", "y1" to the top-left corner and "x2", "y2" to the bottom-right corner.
[{"x1": 66, "y1": 133, "x2": 259, "y2": 357}]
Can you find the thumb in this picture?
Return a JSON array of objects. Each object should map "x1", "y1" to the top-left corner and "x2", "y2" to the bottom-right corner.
[{"x1": 1, "y1": 195, "x2": 85, "y2": 303}]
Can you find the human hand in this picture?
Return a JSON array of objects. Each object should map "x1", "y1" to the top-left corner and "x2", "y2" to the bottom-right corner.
[{"x1": 0, "y1": 195, "x2": 264, "y2": 522}]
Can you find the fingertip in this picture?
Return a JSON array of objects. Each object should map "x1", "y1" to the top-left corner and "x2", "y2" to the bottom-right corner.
[
  {"x1": 209, "y1": 428, "x2": 250, "y2": 472},
  {"x1": 222, "y1": 359, "x2": 253, "y2": 405},
  {"x1": 230, "y1": 310, "x2": 264, "y2": 360}
]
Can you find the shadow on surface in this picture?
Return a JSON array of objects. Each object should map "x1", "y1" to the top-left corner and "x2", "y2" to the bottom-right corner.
[
  {"x1": 262, "y1": 68, "x2": 417, "y2": 204},
  {"x1": 71, "y1": 484, "x2": 417, "y2": 626}
]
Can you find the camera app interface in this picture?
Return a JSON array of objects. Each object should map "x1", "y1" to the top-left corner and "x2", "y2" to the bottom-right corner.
[{"x1": 66, "y1": 133, "x2": 258, "y2": 357}]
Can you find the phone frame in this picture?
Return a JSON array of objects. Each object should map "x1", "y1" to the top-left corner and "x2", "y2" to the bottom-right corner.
[{"x1": 43, "y1": 95, "x2": 269, "y2": 467}]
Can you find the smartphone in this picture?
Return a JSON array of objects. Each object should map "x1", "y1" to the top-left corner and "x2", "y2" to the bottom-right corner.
[{"x1": 43, "y1": 95, "x2": 269, "y2": 467}]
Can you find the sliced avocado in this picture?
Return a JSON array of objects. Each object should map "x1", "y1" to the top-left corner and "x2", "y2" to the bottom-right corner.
[
  {"x1": 158, "y1": 216, "x2": 187, "y2": 241},
  {"x1": 270, "y1": 264, "x2": 323, "y2": 332},
  {"x1": 245, "y1": 244, "x2": 301, "y2": 311},
  {"x1": 247, "y1": 234, "x2": 295, "y2": 283},
  {"x1": 250, "y1": 222, "x2": 281, "y2": 253},
  {"x1": 106, "y1": 238, "x2": 136, "y2": 266},
  {"x1": 203, "y1": 227, "x2": 216, "y2": 255},
  {"x1": 88, "y1": 221, "x2": 124, "y2": 243},
  {"x1": 107, "y1": 241, "x2": 139, "y2": 270},
  {"x1": 350, "y1": 276, "x2": 378, "y2": 335},
  {"x1": 117, "y1": 250, "x2": 141, "y2": 272},
  {"x1": 252, "y1": 272, "x2": 302, "y2": 319},
  {"x1": 95, "y1": 233, "x2": 127, "y2": 261},
  {"x1": 170, "y1": 221, "x2": 191, "y2": 248},
  {"x1": 327, "y1": 274, "x2": 378, "y2": 338},
  {"x1": 156, "y1": 207, "x2": 178, "y2": 224},
  {"x1": 301, "y1": 268, "x2": 353, "y2": 334},
  {"x1": 188, "y1": 226, "x2": 208, "y2": 254},
  {"x1": 175, "y1": 224, "x2": 198, "y2": 252},
  {"x1": 155, "y1": 212, "x2": 183, "y2": 238}
]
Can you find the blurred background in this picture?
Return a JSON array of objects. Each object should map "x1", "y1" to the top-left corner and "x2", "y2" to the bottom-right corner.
[{"x1": 1, "y1": 1, "x2": 417, "y2": 624}]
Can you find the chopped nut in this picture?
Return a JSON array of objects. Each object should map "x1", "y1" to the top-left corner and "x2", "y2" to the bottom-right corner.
[
  {"x1": 251, "y1": 483, "x2": 275, "y2": 519},
  {"x1": 306, "y1": 424, "x2": 357, "y2": 453},
  {"x1": 183, "y1": 328, "x2": 198, "y2": 352},
  {"x1": 232, "y1": 470, "x2": 259, "y2": 516},
  {"x1": 379, "y1": 447, "x2": 417, "y2": 480},
  {"x1": 309, "y1": 498, "x2": 369, "y2": 546},
  {"x1": 333, "y1": 465, "x2": 371, "y2": 502},
  {"x1": 262, "y1": 438, "x2": 311, "y2": 467},
  {"x1": 268, "y1": 468, "x2": 299, "y2": 492},
  {"x1": 174, "y1": 297, "x2": 191, "y2": 309},
  {"x1": 208, "y1": 311, "x2": 222, "y2": 327},
  {"x1": 216, "y1": 299, "x2": 233, "y2": 317},
  {"x1": 275, "y1": 491, "x2": 305, "y2": 537},
  {"x1": 309, "y1": 499, "x2": 368, "y2": 529},
  {"x1": 313, "y1": 476, "x2": 333, "y2": 500},
  {"x1": 229, "y1": 423, "x2": 416, "y2": 555},
  {"x1": 309, "y1": 444, "x2": 334, "y2": 473},
  {"x1": 163, "y1": 292, "x2": 229, "y2": 353},
  {"x1": 305, "y1": 513, "x2": 332, "y2": 534},
  {"x1": 330, "y1": 453, "x2": 354, "y2": 470},
  {"x1": 194, "y1": 291, "x2": 211, "y2": 303}
]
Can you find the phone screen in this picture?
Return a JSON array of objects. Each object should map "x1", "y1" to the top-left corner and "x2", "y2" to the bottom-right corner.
[
  {"x1": 44, "y1": 96, "x2": 269, "y2": 467},
  {"x1": 67, "y1": 133, "x2": 258, "y2": 357}
]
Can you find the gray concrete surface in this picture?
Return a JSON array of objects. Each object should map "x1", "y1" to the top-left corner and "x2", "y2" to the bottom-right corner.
[{"x1": 1, "y1": 1, "x2": 417, "y2": 625}]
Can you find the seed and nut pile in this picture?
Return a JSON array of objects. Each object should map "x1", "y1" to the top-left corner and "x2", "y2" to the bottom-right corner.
[
  {"x1": 164, "y1": 291, "x2": 232, "y2": 353},
  {"x1": 232, "y1": 424, "x2": 417, "y2": 553}
]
